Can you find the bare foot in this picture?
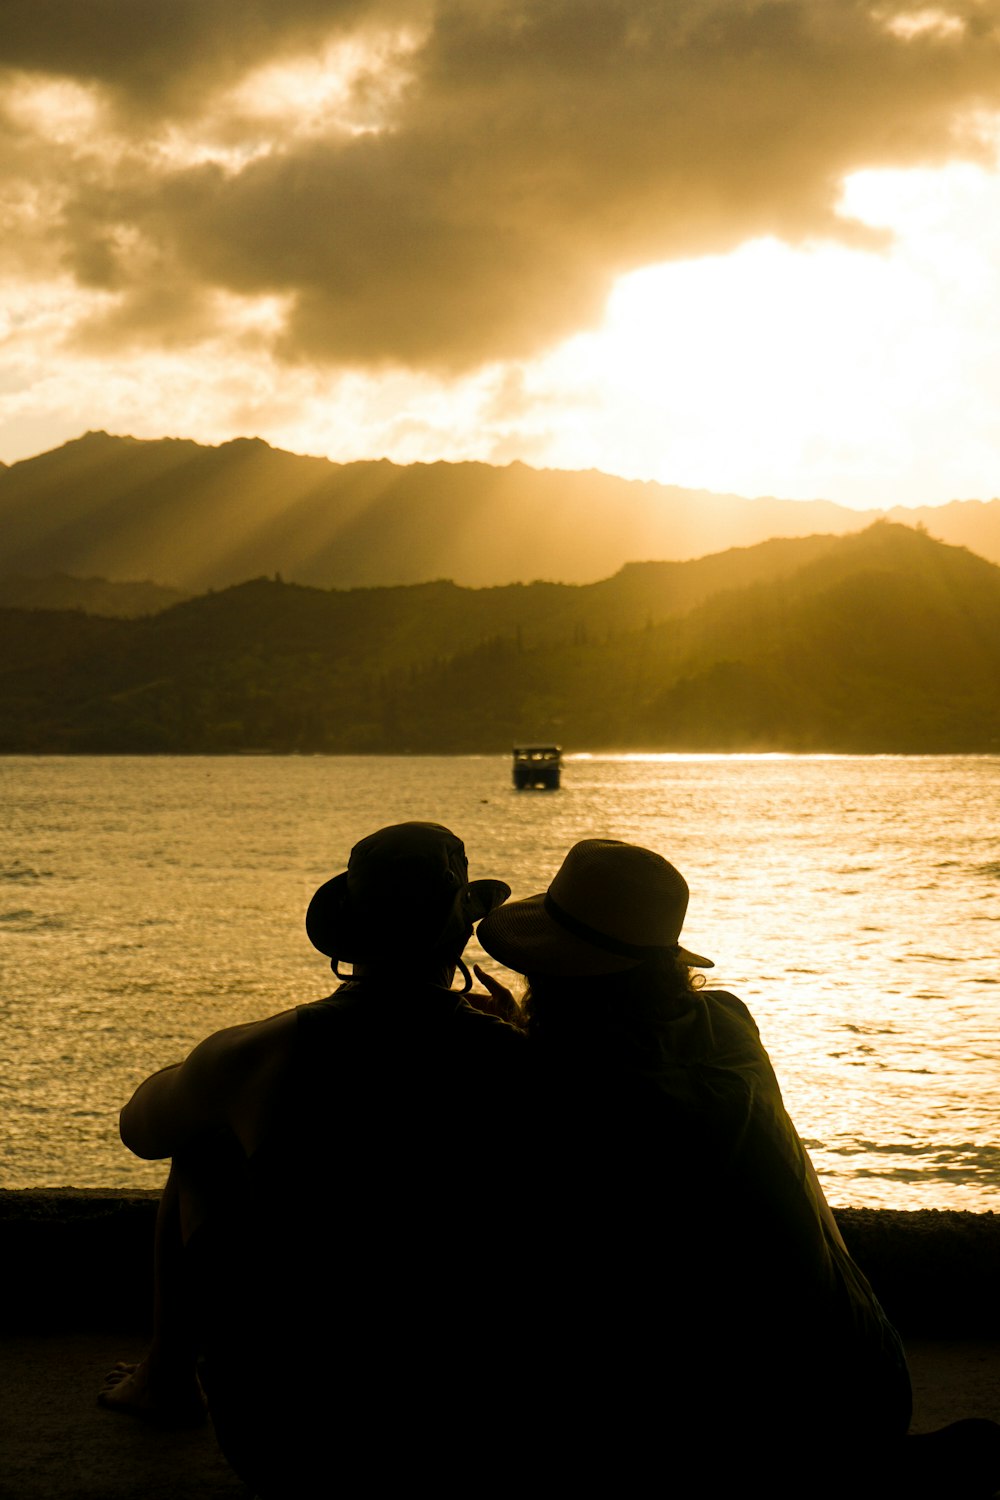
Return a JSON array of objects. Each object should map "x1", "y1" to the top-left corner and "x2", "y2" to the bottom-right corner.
[{"x1": 98, "y1": 1358, "x2": 207, "y2": 1427}]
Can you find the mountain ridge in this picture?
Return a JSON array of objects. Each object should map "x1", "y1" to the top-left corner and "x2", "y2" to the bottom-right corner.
[{"x1": 3, "y1": 431, "x2": 1000, "y2": 591}]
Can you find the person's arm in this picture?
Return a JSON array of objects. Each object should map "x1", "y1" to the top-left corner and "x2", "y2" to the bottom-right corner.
[
  {"x1": 120, "y1": 1010, "x2": 297, "y2": 1161},
  {"x1": 802, "y1": 1147, "x2": 849, "y2": 1253}
]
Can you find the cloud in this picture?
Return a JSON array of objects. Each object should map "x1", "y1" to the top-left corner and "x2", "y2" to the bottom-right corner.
[
  {"x1": 6, "y1": 0, "x2": 1000, "y2": 371},
  {"x1": 0, "y1": 1, "x2": 401, "y2": 118}
]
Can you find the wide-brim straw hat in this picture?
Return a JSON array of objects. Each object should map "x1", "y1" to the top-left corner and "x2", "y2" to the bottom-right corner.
[
  {"x1": 477, "y1": 838, "x2": 713, "y2": 977},
  {"x1": 306, "y1": 821, "x2": 509, "y2": 964}
]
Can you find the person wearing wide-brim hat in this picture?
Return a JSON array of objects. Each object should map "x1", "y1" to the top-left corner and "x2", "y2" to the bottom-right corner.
[
  {"x1": 106, "y1": 821, "x2": 529, "y2": 1495},
  {"x1": 475, "y1": 838, "x2": 921, "y2": 1494},
  {"x1": 476, "y1": 836, "x2": 713, "y2": 979}
]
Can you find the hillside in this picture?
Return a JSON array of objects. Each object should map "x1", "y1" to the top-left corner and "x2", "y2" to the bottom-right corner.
[
  {"x1": 2, "y1": 524, "x2": 998, "y2": 754},
  {"x1": 0, "y1": 574, "x2": 188, "y2": 617},
  {"x1": 3, "y1": 431, "x2": 1000, "y2": 591}
]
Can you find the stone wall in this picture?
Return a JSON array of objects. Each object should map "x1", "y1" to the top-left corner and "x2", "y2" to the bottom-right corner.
[
  {"x1": 1, "y1": 1190, "x2": 159, "y2": 1333},
  {"x1": 1, "y1": 1190, "x2": 997, "y2": 1337}
]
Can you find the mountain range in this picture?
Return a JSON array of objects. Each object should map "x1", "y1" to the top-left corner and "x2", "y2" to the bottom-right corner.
[
  {"x1": 4, "y1": 523, "x2": 999, "y2": 754},
  {"x1": 3, "y1": 431, "x2": 1000, "y2": 592}
]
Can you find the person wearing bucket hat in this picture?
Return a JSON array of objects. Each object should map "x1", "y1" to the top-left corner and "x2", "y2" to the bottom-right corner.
[
  {"x1": 104, "y1": 821, "x2": 530, "y2": 1494},
  {"x1": 475, "y1": 838, "x2": 923, "y2": 1494},
  {"x1": 305, "y1": 820, "x2": 510, "y2": 991}
]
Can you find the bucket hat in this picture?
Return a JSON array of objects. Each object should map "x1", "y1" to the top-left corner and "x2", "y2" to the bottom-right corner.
[
  {"x1": 477, "y1": 838, "x2": 713, "y2": 977},
  {"x1": 306, "y1": 821, "x2": 509, "y2": 966}
]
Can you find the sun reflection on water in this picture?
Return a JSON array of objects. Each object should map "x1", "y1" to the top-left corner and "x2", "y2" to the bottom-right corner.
[{"x1": 1, "y1": 752, "x2": 998, "y2": 1207}]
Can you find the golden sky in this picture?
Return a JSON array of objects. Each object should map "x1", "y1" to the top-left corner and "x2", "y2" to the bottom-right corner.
[{"x1": 4, "y1": 0, "x2": 1000, "y2": 507}]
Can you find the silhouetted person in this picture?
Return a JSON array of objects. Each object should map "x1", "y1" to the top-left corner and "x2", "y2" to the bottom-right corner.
[
  {"x1": 101, "y1": 822, "x2": 526, "y2": 1496},
  {"x1": 476, "y1": 838, "x2": 1000, "y2": 1498}
]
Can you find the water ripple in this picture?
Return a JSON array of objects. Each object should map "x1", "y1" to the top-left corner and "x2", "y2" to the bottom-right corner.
[
  {"x1": 0, "y1": 909, "x2": 67, "y2": 931},
  {"x1": 832, "y1": 1140, "x2": 1000, "y2": 1168}
]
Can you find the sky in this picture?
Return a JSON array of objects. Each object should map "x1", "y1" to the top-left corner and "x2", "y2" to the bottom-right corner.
[{"x1": 4, "y1": 0, "x2": 1000, "y2": 508}]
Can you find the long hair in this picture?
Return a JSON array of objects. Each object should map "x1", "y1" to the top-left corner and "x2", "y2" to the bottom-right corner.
[{"x1": 521, "y1": 949, "x2": 703, "y2": 1063}]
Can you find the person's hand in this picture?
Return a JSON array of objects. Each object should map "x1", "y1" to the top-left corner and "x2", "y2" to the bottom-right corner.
[{"x1": 471, "y1": 964, "x2": 521, "y2": 1024}]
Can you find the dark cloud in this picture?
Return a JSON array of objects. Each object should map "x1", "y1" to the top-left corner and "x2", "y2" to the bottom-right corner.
[
  {"x1": 1, "y1": 1, "x2": 398, "y2": 117},
  {"x1": 9, "y1": 0, "x2": 1000, "y2": 368}
]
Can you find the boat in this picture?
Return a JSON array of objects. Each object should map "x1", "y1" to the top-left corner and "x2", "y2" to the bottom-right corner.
[{"x1": 512, "y1": 744, "x2": 562, "y2": 790}]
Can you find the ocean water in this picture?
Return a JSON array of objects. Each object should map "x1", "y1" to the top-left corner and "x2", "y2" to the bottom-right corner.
[{"x1": 1, "y1": 753, "x2": 998, "y2": 1209}]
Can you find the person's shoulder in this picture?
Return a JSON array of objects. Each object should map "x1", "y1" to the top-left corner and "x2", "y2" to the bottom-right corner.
[
  {"x1": 187, "y1": 1007, "x2": 299, "y2": 1070},
  {"x1": 701, "y1": 988, "x2": 750, "y2": 1013},
  {"x1": 210, "y1": 1005, "x2": 300, "y2": 1043},
  {"x1": 294, "y1": 989, "x2": 356, "y2": 1021},
  {"x1": 700, "y1": 990, "x2": 761, "y2": 1037}
]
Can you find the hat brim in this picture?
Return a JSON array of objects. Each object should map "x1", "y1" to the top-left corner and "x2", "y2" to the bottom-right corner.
[
  {"x1": 467, "y1": 878, "x2": 511, "y2": 923},
  {"x1": 305, "y1": 871, "x2": 350, "y2": 958},
  {"x1": 477, "y1": 892, "x2": 713, "y2": 978},
  {"x1": 306, "y1": 873, "x2": 510, "y2": 960}
]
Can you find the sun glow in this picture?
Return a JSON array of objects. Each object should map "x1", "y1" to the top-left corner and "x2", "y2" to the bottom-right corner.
[
  {"x1": 510, "y1": 148, "x2": 1000, "y2": 507},
  {"x1": 534, "y1": 236, "x2": 928, "y2": 496}
]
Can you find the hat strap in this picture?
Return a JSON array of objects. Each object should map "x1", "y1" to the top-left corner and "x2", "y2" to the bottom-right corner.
[{"x1": 543, "y1": 893, "x2": 677, "y2": 961}]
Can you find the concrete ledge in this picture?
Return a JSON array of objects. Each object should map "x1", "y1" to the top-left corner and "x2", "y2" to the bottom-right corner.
[
  {"x1": 1, "y1": 1190, "x2": 159, "y2": 1334},
  {"x1": 2, "y1": 1190, "x2": 998, "y2": 1337},
  {"x1": 837, "y1": 1207, "x2": 1000, "y2": 1338}
]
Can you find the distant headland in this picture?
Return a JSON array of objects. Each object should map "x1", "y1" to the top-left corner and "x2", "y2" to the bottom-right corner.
[{"x1": 2, "y1": 520, "x2": 999, "y2": 754}]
